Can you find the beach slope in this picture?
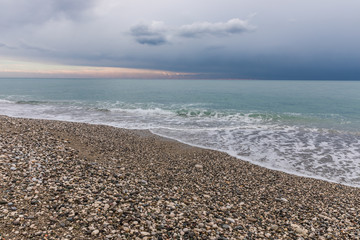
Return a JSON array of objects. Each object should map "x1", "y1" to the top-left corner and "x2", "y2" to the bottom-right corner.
[{"x1": 0, "y1": 116, "x2": 359, "y2": 239}]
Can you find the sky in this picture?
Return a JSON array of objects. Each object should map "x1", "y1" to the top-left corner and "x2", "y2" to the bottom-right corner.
[{"x1": 0, "y1": 0, "x2": 360, "y2": 80}]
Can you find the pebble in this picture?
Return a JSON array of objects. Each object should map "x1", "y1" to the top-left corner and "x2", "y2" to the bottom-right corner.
[
  {"x1": 195, "y1": 164, "x2": 203, "y2": 169},
  {"x1": 234, "y1": 226, "x2": 244, "y2": 231},
  {"x1": 141, "y1": 231, "x2": 150, "y2": 236},
  {"x1": 226, "y1": 217, "x2": 235, "y2": 223},
  {"x1": 222, "y1": 224, "x2": 230, "y2": 230},
  {"x1": 270, "y1": 224, "x2": 279, "y2": 231},
  {"x1": 13, "y1": 220, "x2": 20, "y2": 225},
  {"x1": 291, "y1": 224, "x2": 308, "y2": 236}
]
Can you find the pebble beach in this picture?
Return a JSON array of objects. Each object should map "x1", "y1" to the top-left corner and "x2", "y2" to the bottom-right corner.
[{"x1": 0, "y1": 115, "x2": 359, "y2": 239}]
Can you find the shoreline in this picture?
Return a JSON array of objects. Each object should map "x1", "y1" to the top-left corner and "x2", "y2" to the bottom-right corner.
[
  {"x1": 1, "y1": 115, "x2": 359, "y2": 239},
  {"x1": 3, "y1": 113, "x2": 358, "y2": 189},
  {"x1": 150, "y1": 129, "x2": 360, "y2": 189}
]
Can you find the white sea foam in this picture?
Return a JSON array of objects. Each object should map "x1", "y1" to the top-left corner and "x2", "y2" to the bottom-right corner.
[
  {"x1": 152, "y1": 125, "x2": 360, "y2": 187},
  {"x1": 0, "y1": 99, "x2": 14, "y2": 104}
]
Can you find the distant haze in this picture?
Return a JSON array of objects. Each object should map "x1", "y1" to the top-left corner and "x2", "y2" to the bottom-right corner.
[{"x1": 0, "y1": 0, "x2": 359, "y2": 79}]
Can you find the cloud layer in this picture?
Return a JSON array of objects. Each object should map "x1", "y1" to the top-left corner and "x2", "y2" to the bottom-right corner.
[{"x1": 1, "y1": 0, "x2": 360, "y2": 79}]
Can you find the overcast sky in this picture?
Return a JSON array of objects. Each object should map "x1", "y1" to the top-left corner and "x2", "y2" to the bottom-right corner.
[{"x1": 1, "y1": 0, "x2": 360, "y2": 79}]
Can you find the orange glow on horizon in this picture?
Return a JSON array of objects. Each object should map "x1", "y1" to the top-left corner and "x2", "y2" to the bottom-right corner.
[{"x1": 0, "y1": 59, "x2": 195, "y2": 79}]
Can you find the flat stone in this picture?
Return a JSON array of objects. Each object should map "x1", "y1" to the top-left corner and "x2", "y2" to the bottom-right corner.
[
  {"x1": 234, "y1": 225, "x2": 244, "y2": 231},
  {"x1": 13, "y1": 220, "x2": 20, "y2": 225},
  {"x1": 291, "y1": 224, "x2": 308, "y2": 236},
  {"x1": 222, "y1": 224, "x2": 230, "y2": 229},
  {"x1": 226, "y1": 217, "x2": 235, "y2": 223},
  {"x1": 195, "y1": 164, "x2": 203, "y2": 169},
  {"x1": 270, "y1": 224, "x2": 279, "y2": 231}
]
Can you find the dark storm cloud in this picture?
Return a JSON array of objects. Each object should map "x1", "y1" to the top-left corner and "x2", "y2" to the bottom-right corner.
[
  {"x1": 130, "y1": 22, "x2": 168, "y2": 46},
  {"x1": 178, "y1": 18, "x2": 254, "y2": 38},
  {"x1": 115, "y1": 48, "x2": 360, "y2": 80},
  {"x1": 136, "y1": 37, "x2": 167, "y2": 46}
]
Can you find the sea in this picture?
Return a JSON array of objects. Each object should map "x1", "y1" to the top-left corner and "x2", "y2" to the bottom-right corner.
[{"x1": 1, "y1": 78, "x2": 360, "y2": 187}]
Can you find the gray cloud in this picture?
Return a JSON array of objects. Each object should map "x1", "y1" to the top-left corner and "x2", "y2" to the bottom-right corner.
[
  {"x1": 130, "y1": 18, "x2": 254, "y2": 46},
  {"x1": 130, "y1": 22, "x2": 168, "y2": 46},
  {"x1": 136, "y1": 37, "x2": 167, "y2": 46},
  {"x1": 178, "y1": 18, "x2": 254, "y2": 38}
]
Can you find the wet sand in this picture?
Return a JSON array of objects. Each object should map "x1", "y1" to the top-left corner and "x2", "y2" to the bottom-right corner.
[{"x1": 0, "y1": 115, "x2": 359, "y2": 239}]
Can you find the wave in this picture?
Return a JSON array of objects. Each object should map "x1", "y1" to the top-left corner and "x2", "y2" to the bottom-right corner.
[
  {"x1": 0, "y1": 99, "x2": 14, "y2": 104},
  {"x1": 16, "y1": 100, "x2": 50, "y2": 105},
  {"x1": 109, "y1": 107, "x2": 171, "y2": 116},
  {"x1": 92, "y1": 107, "x2": 111, "y2": 112},
  {"x1": 175, "y1": 108, "x2": 224, "y2": 117},
  {"x1": 1, "y1": 97, "x2": 357, "y2": 132}
]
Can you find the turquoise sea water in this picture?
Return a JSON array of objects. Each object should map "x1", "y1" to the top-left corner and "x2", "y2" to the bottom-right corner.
[{"x1": 1, "y1": 78, "x2": 360, "y2": 187}]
